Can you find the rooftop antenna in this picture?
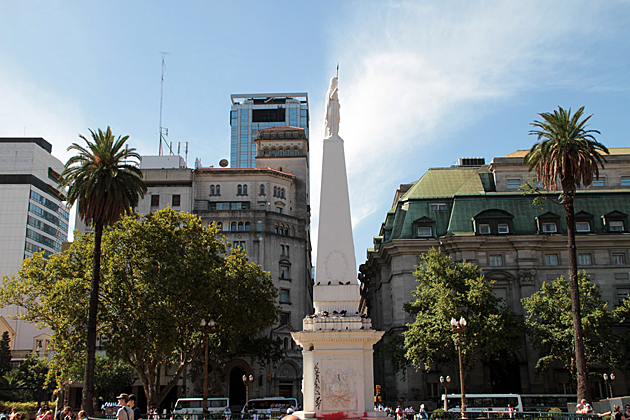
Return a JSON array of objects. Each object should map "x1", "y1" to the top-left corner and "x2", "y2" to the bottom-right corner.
[{"x1": 159, "y1": 51, "x2": 170, "y2": 155}]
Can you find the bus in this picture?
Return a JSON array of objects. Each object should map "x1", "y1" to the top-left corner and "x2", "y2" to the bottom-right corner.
[
  {"x1": 173, "y1": 398, "x2": 230, "y2": 415},
  {"x1": 442, "y1": 394, "x2": 523, "y2": 413},
  {"x1": 521, "y1": 394, "x2": 577, "y2": 412},
  {"x1": 242, "y1": 397, "x2": 298, "y2": 416}
]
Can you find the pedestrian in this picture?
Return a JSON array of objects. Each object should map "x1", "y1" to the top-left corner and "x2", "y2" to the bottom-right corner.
[
  {"x1": 419, "y1": 404, "x2": 428, "y2": 420},
  {"x1": 61, "y1": 407, "x2": 77, "y2": 420},
  {"x1": 581, "y1": 399, "x2": 593, "y2": 415},
  {"x1": 623, "y1": 405, "x2": 630, "y2": 420},
  {"x1": 116, "y1": 394, "x2": 134, "y2": 420},
  {"x1": 77, "y1": 411, "x2": 89, "y2": 420},
  {"x1": 222, "y1": 407, "x2": 231, "y2": 420},
  {"x1": 37, "y1": 410, "x2": 53, "y2": 420},
  {"x1": 9, "y1": 412, "x2": 21, "y2": 420},
  {"x1": 507, "y1": 404, "x2": 515, "y2": 419},
  {"x1": 129, "y1": 395, "x2": 142, "y2": 420},
  {"x1": 599, "y1": 405, "x2": 622, "y2": 420}
]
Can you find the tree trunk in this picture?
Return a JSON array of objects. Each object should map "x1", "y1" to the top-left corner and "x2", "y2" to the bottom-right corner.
[
  {"x1": 562, "y1": 190, "x2": 591, "y2": 402},
  {"x1": 82, "y1": 221, "x2": 103, "y2": 415}
]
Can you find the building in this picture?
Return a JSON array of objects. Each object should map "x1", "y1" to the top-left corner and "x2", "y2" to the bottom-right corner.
[
  {"x1": 127, "y1": 126, "x2": 313, "y2": 408},
  {"x1": 0, "y1": 138, "x2": 67, "y2": 359},
  {"x1": 229, "y1": 93, "x2": 309, "y2": 168},
  {"x1": 359, "y1": 149, "x2": 630, "y2": 407}
]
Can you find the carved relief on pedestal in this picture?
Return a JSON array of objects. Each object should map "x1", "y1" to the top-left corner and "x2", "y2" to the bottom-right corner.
[
  {"x1": 518, "y1": 269, "x2": 536, "y2": 286},
  {"x1": 322, "y1": 362, "x2": 358, "y2": 411}
]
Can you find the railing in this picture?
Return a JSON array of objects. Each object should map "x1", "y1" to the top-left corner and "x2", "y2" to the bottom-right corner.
[
  {"x1": 429, "y1": 413, "x2": 599, "y2": 420},
  {"x1": 100, "y1": 414, "x2": 286, "y2": 420}
]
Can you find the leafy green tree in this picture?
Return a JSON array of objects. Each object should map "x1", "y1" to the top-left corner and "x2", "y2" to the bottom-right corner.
[
  {"x1": 523, "y1": 106, "x2": 608, "y2": 401},
  {"x1": 60, "y1": 127, "x2": 147, "y2": 414},
  {"x1": 70, "y1": 355, "x2": 135, "y2": 403},
  {"x1": 400, "y1": 248, "x2": 521, "y2": 375},
  {"x1": 0, "y1": 331, "x2": 12, "y2": 376},
  {"x1": 16, "y1": 352, "x2": 54, "y2": 403},
  {"x1": 522, "y1": 272, "x2": 620, "y2": 383},
  {"x1": 0, "y1": 208, "x2": 279, "y2": 409}
]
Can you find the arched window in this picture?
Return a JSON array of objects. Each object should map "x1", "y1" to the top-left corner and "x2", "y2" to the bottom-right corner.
[
  {"x1": 281, "y1": 189, "x2": 285, "y2": 199},
  {"x1": 279, "y1": 148, "x2": 284, "y2": 157},
  {"x1": 216, "y1": 185, "x2": 221, "y2": 195},
  {"x1": 257, "y1": 220, "x2": 263, "y2": 231},
  {"x1": 210, "y1": 185, "x2": 215, "y2": 195},
  {"x1": 238, "y1": 222, "x2": 244, "y2": 231},
  {"x1": 293, "y1": 147, "x2": 299, "y2": 156},
  {"x1": 260, "y1": 184, "x2": 265, "y2": 195},
  {"x1": 237, "y1": 185, "x2": 242, "y2": 195},
  {"x1": 263, "y1": 148, "x2": 270, "y2": 157},
  {"x1": 279, "y1": 226, "x2": 283, "y2": 235},
  {"x1": 285, "y1": 226, "x2": 289, "y2": 235},
  {"x1": 216, "y1": 221, "x2": 222, "y2": 230},
  {"x1": 271, "y1": 148, "x2": 277, "y2": 157},
  {"x1": 273, "y1": 187, "x2": 277, "y2": 197},
  {"x1": 230, "y1": 222, "x2": 236, "y2": 231},
  {"x1": 290, "y1": 226, "x2": 294, "y2": 236},
  {"x1": 274, "y1": 224, "x2": 279, "y2": 234},
  {"x1": 283, "y1": 337, "x2": 289, "y2": 349},
  {"x1": 243, "y1": 184, "x2": 248, "y2": 195},
  {"x1": 245, "y1": 222, "x2": 250, "y2": 231}
]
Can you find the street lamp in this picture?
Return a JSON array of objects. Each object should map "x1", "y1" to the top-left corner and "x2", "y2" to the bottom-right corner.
[
  {"x1": 603, "y1": 373, "x2": 615, "y2": 399},
  {"x1": 200, "y1": 319, "x2": 216, "y2": 416},
  {"x1": 440, "y1": 376, "x2": 451, "y2": 411},
  {"x1": 451, "y1": 317, "x2": 467, "y2": 419},
  {"x1": 243, "y1": 374, "x2": 254, "y2": 407}
]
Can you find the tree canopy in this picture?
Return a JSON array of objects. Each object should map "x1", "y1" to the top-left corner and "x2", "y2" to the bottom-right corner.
[
  {"x1": 522, "y1": 272, "x2": 621, "y2": 378},
  {"x1": 397, "y1": 248, "x2": 521, "y2": 375},
  {"x1": 0, "y1": 208, "x2": 280, "y2": 408}
]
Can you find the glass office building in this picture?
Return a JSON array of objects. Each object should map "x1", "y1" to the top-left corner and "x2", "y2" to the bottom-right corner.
[{"x1": 230, "y1": 93, "x2": 309, "y2": 168}]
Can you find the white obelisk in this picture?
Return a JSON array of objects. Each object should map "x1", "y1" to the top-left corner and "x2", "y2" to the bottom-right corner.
[{"x1": 292, "y1": 75, "x2": 384, "y2": 420}]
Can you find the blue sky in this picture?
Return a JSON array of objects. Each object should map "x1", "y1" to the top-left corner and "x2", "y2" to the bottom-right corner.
[{"x1": 2, "y1": 1, "x2": 630, "y2": 272}]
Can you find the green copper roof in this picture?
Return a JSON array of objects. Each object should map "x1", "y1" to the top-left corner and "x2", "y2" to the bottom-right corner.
[{"x1": 400, "y1": 166, "x2": 491, "y2": 200}]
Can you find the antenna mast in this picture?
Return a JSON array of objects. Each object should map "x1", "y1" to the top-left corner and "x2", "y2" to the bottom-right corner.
[{"x1": 159, "y1": 52, "x2": 170, "y2": 155}]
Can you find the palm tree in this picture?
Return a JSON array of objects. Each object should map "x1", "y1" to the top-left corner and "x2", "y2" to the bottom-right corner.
[
  {"x1": 61, "y1": 127, "x2": 147, "y2": 414},
  {"x1": 524, "y1": 106, "x2": 608, "y2": 402}
]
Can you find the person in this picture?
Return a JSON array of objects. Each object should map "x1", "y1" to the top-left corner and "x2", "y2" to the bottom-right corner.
[
  {"x1": 77, "y1": 411, "x2": 89, "y2": 420},
  {"x1": 581, "y1": 399, "x2": 593, "y2": 414},
  {"x1": 418, "y1": 404, "x2": 428, "y2": 420},
  {"x1": 599, "y1": 405, "x2": 622, "y2": 420},
  {"x1": 251, "y1": 410, "x2": 259, "y2": 420},
  {"x1": 222, "y1": 407, "x2": 231, "y2": 420},
  {"x1": 116, "y1": 394, "x2": 134, "y2": 420},
  {"x1": 128, "y1": 395, "x2": 142, "y2": 420},
  {"x1": 37, "y1": 410, "x2": 53, "y2": 420},
  {"x1": 623, "y1": 405, "x2": 630, "y2": 420},
  {"x1": 9, "y1": 412, "x2": 21, "y2": 420},
  {"x1": 1, "y1": 411, "x2": 8, "y2": 420},
  {"x1": 286, "y1": 406, "x2": 294, "y2": 415},
  {"x1": 61, "y1": 407, "x2": 77, "y2": 420},
  {"x1": 507, "y1": 404, "x2": 515, "y2": 419}
]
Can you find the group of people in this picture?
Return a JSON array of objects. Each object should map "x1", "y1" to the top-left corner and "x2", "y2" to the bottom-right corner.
[
  {"x1": 373, "y1": 404, "x2": 429, "y2": 420},
  {"x1": 596, "y1": 404, "x2": 630, "y2": 420},
  {"x1": 115, "y1": 393, "x2": 143, "y2": 420}
]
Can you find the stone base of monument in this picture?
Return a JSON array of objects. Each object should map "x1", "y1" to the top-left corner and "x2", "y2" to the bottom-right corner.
[
  {"x1": 291, "y1": 286, "x2": 385, "y2": 420},
  {"x1": 289, "y1": 410, "x2": 387, "y2": 420}
]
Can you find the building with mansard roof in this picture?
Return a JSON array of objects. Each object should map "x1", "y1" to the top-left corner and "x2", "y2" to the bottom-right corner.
[{"x1": 359, "y1": 148, "x2": 630, "y2": 408}]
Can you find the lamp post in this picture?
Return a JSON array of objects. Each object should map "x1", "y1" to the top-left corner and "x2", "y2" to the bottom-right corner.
[
  {"x1": 451, "y1": 317, "x2": 467, "y2": 419},
  {"x1": 603, "y1": 373, "x2": 615, "y2": 399},
  {"x1": 243, "y1": 374, "x2": 254, "y2": 407},
  {"x1": 200, "y1": 319, "x2": 216, "y2": 416},
  {"x1": 440, "y1": 376, "x2": 451, "y2": 411}
]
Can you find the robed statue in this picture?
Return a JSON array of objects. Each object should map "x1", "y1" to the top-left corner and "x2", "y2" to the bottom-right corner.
[{"x1": 324, "y1": 76, "x2": 340, "y2": 137}]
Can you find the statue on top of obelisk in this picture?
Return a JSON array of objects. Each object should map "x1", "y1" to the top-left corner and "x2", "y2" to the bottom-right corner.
[{"x1": 324, "y1": 75, "x2": 340, "y2": 138}]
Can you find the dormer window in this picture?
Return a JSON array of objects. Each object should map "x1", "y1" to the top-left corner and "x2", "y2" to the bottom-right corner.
[
  {"x1": 536, "y1": 211, "x2": 561, "y2": 234},
  {"x1": 430, "y1": 203, "x2": 447, "y2": 211},
  {"x1": 413, "y1": 216, "x2": 436, "y2": 238},
  {"x1": 417, "y1": 227, "x2": 432, "y2": 237},
  {"x1": 575, "y1": 211, "x2": 594, "y2": 233},
  {"x1": 602, "y1": 210, "x2": 628, "y2": 233},
  {"x1": 576, "y1": 222, "x2": 591, "y2": 232},
  {"x1": 610, "y1": 221, "x2": 624, "y2": 232},
  {"x1": 473, "y1": 209, "x2": 514, "y2": 235}
]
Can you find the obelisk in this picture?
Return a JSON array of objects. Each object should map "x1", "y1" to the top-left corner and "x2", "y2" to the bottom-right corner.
[{"x1": 292, "y1": 75, "x2": 384, "y2": 420}]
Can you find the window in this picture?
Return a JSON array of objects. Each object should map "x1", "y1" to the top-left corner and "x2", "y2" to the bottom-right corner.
[
  {"x1": 576, "y1": 221, "x2": 591, "y2": 232},
  {"x1": 243, "y1": 185, "x2": 248, "y2": 195},
  {"x1": 280, "y1": 265, "x2": 290, "y2": 279},
  {"x1": 271, "y1": 148, "x2": 277, "y2": 157},
  {"x1": 216, "y1": 185, "x2": 220, "y2": 195},
  {"x1": 216, "y1": 221, "x2": 223, "y2": 230},
  {"x1": 238, "y1": 222, "x2": 244, "y2": 231},
  {"x1": 489, "y1": 255, "x2": 503, "y2": 267},
  {"x1": 210, "y1": 185, "x2": 215, "y2": 195},
  {"x1": 417, "y1": 226, "x2": 432, "y2": 237},
  {"x1": 498, "y1": 223, "x2": 509, "y2": 234},
  {"x1": 273, "y1": 187, "x2": 277, "y2": 197},
  {"x1": 276, "y1": 207, "x2": 283, "y2": 213},
  {"x1": 274, "y1": 225, "x2": 279, "y2": 234},
  {"x1": 610, "y1": 221, "x2": 625, "y2": 232},
  {"x1": 592, "y1": 178, "x2": 606, "y2": 187},
  {"x1": 618, "y1": 287, "x2": 630, "y2": 303},
  {"x1": 260, "y1": 184, "x2": 265, "y2": 195},
  {"x1": 245, "y1": 222, "x2": 250, "y2": 231},
  {"x1": 507, "y1": 179, "x2": 521, "y2": 189},
  {"x1": 151, "y1": 195, "x2": 159, "y2": 207},
  {"x1": 230, "y1": 222, "x2": 237, "y2": 231},
  {"x1": 622, "y1": 176, "x2": 630, "y2": 187},
  {"x1": 280, "y1": 312, "x2": 290, "y2": 326},
  {"x1": 293, "y1": 147, "x2": 299, "y2": 156},
  {"x1": 279, "y1": 148, "x2": 284, "y2": 157},
  {"x1": 237, "y1": 185, "x2": 242, "y2": 195},
  {"x1": 263, "y1": 148, "x2": 270, "y2": 157},
  {"x1": 612, "y1": 253, "x2": 626, "y2": 265},
  {"x1": 479, "y1": 224, "x2": 491, "y2": 235},
  {"x1": 542, "y1": 222, "x2": 557, "y2": 233},
  {"x1": 430, "y1": 203, "x2": 446, "y2": 211},
  {"x1": 578, "y1": 253, "x2": 592, "y2": 266},
  {"x1": 545, "y1": 254, "x2": 559, "y2": 266},
  {"x1": 280, "y1": 289, "x2": 290, "y2": 303},
  {"x1": 281, "y1": 188, "x2": 285, "y2": 199},
  {"x1": 233, "y1": 241, "x2": 246, "y2": 251},
  {"x1": 281, "y1": 245, "x2": 289, "y2": 256},
  {"x1": 172, "y1": 195, "x2": 181, "y2": 207},
  {"x1": 257, "y1": 220, "x2": 263, "y2": 231}
]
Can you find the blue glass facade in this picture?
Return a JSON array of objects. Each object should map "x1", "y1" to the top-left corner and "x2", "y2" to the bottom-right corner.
[{"x1": 229, "y1": 94, "x2": 309, "y2": 168}]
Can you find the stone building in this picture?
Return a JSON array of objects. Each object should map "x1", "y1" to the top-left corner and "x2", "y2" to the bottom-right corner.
[
  {"x1": 133, "y1": 126, "x2": 313, "y2": 408},
  {"x1": 359, "y1": 149, "x2": 630, "y2": 408}
]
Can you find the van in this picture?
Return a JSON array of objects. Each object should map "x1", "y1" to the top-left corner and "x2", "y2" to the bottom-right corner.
[{"x1": 173, "y1": 398, "x2": 230, "y2": 416}]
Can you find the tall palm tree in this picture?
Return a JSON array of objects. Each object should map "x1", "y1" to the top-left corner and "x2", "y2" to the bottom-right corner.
[
  {"x1": 524, "y1": 106, "x2": 608, "y2": 402},
  {"x1": 61, "y1": 127, "x2": 147, "y2": 414}
]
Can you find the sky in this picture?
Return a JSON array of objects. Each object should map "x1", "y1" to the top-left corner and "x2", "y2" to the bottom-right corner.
[{"x1": 1, "y1": 1, "x2": 630, "y2": 273}]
